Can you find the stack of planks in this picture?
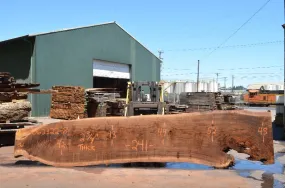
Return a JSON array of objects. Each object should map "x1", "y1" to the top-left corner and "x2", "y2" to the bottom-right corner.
[
  {"x1": 0, "y1": 72, "x2": 40, "y2": 123},
  {"x1": 50, "y1": 86, "x2": 85, "y2": 120},
  {"x1": 86, "y1": 88, "x2": 125, "y2": 117},
  {"x1": 180, "y1": 92, "x2": 217, "y2": 112}
]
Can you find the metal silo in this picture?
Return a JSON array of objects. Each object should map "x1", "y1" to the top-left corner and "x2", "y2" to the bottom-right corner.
[
  {"x1": 201, "y1": 81, "x2": 205, "y2": 92},
  {"x1": 192, "y1": 82, "x2": 197, "y2": 92},
  {"x1": 174, "y1": 81, "x2": 185, "y2": 94},
  {"x1": 276, "y1": 84, "x2": 283, "y2": 90},
  {"x1": 198, "y1": 82, "x2": 202, "y2": 92},
  {"x1": 280, "y1": 84, "x2": 284, "y2": 90},
  {"x1": 214, "y1": 81, "x2": 218, "y2": 92},
  {"x1": 163, "y1": 82, "x2": 171, "y2": 93},
  {"x1": 208, "y1": 81, "x2": 215, "y2": 92},
  {"x1": 185, "y1": 82, "x2": 193, "y2": 92}
]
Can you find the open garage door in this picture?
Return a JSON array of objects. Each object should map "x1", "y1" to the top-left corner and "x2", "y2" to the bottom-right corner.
[
  {"x1": 93, "y1": 60, "x2": 130, "y2": 98},
  {"x1": 93, "y1": 60, "x2": 130, "y2": 79}
]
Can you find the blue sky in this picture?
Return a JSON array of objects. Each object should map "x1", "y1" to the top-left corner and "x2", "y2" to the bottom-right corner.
[{"x1": 1, "y1": 0, "x2": 284, "y2": 87}]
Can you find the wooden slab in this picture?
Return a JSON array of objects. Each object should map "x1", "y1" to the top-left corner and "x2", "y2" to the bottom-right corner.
[{"x1": 14, "y1": 110, "x2": 274, "y2": 168}]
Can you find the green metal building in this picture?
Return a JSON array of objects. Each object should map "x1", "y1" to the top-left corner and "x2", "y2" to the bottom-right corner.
[{"x1": 0, "y1": 22, "x2": 161, "y2": 116}]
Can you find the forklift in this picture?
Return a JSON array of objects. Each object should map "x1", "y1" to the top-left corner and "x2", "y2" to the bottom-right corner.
[{"x1": 124, "y1": 81, "x2": 165, "y2": 117}]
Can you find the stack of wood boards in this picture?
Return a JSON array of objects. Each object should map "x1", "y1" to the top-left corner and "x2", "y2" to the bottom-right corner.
[
  {"x1": 215, "y1": 92, "x2": 224, "y2": 110},
  {"x1": 0, "y1": 72, "x2": 39, "y2": 123},
  {"x1": 86, "y1": 88, "x2": 125, "y2": 117},
  {"x1": 0, "y1": 72, "x2": 16, "y2": 84},
  {"x1": 0, "y1": 72, "x2": 28, "y2": 102},
  {"x1": 50, "y1": 86, "x2": 85, "y2": 120},
  {"x1": 106, "y1": 99, "x2": 126, "y2": 116},
  {"x1": 0, "y1": 100, "x2": 31, "y2": 122},
  {"x1": 180, "y1": 92, "x2": 217, "y2": 112}
]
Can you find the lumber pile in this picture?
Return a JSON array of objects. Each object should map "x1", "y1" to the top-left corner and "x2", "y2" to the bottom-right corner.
[
  {"x1": 14, "y1": 110, "x2": 274, "y2": 168},
  {"x1": 50, "y1": 86, "x2": 85, "y2": 120},
  {"x1": 179, "y1": 92, "x2": 240, "y2": 112},
  {"x1": 0, "y1": 72, "x2": 39, "y2": 123},
  {"x1": 180, "y1": 92, "x2": 217, "y2": 112},
  {"x1": 0, "y1": 100, "x2": 31, "y2": 122},
  {"x1": 86, "y1": 88, "x2": 125, "y2": 117},
  {"x1": 106, "y1": 99, "x2": 126, "y2": 116}
]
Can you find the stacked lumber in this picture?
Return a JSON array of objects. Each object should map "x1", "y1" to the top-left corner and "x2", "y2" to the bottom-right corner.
[
  {"x1": 50, "y1": 86, "x2": 85, "y2": 120},
  {"x1": 106, "y1": 99, "x2": 126, "y2": 116},
  {"x1": 86, "y1": 88, "x2": 125, "y2": 117},
  {"x1": 180, "y1": 92, "x2": 217, "y2": 112},
  {"x1": 0, "y1": 100, "x2": 31, "y2": 122},
  {"x1": 0, "y1": 72, "x2": 15, "y2": 84},
  {"x1": 0, "y1": 92, "x2": 28, "y2": 102},
  {"x1": 0, "y1": 72, "x2": 40, "y2": 123}
]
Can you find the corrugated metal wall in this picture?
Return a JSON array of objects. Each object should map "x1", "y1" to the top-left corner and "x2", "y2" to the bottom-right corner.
[{"x1": 33, "y1": 23, "x2": 161, "y2": 116}]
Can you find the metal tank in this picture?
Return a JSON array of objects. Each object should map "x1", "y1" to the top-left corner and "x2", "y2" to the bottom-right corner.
[
  {"x1": 213, "y1": 82, "x2": 219, "y2": 92},
  {"x1": 207, "y1": 81, "x2": 212, "y2": 92},
  {"x1": 163, "y1": 82, "x2": 172, "y2": 94},
  {"x1": 265, "y1": 84, "x2": 274, "y2": 91},
  {"x1": 276, "y1": 84, "x2": 284, "y2": 91},
  {"x1": 192, "y1": 82, "x2": 197, "y2": 92},
  {"x1": 172, "y1": 81, "x2": 185, "y2": 94},
  {"x1": 198, "y1": 82, "x2": 203, "y2": 92},
  {"x1": 185, "y1": 82, "x2": 193, "y2": 92},
  {"x1": 202, "y1": 82, "x2": 208, "y2": 92}
]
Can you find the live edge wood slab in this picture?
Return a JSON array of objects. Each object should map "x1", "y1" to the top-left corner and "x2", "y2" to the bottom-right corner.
[{"x1": 14, "y1": 110, "x2": 274, "y2": 168}]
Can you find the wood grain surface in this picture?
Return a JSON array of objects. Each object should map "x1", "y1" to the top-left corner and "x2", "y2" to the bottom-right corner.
[{"x1": 14, "y1": 110, "x2": 274, "y2": 168}]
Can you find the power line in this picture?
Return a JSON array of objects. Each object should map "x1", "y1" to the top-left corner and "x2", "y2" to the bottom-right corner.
[
  {"x1": 162, "y1": 72, "x2": 283, "y2": 76},
  {"x1": 162, "y1": 65, "x2": 283, "y2": 71},
  {"x1": 164, "y1": 40, "x2": 282, "y2": 52},
  {"x1": 217, "y1": 65, "x2": 283, "y2": 71},
  {"x1": 202, "y1": 0, "x2": 272, "y2": 59}
]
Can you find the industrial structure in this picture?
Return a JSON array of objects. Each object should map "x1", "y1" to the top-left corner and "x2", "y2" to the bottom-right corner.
[
  {"x1": 163, "y1": 80, "x2": 218, "y2": 94},
  {"x1": 0, "y1": 22, "x2": 161, "y2": 116}
]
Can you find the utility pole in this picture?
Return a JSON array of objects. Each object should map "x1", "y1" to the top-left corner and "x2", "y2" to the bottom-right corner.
[
  {"x1": 197, "y1": 60, "x2": 200, "y2": 92},
  {"x1": 158, "y1": 50, "x2": 164, "y2": 74},
  {"x1": 232, "y1": 75, "x2": 235, "y2": 92},
  {"x1": 221, "y1": 77, "x2": 227, "y2": 90},
  {"x1": 215, "y1": 73, "x2": 220, "y2": 91}
]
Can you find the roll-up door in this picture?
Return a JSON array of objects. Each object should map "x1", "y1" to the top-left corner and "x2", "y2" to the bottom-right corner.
[{"x1": 93, "y1": 60, "x2": 130, "y2": 79}]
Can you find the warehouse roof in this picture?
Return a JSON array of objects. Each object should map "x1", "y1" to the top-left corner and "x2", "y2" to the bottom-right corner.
[{"x1": 0, "y1": 21, "x2": 162, "y2": 62}]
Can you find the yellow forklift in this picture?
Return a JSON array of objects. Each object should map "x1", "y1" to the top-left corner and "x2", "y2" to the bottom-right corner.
[{"x1": 124, "y1": 81, "x2": 165, "y2": 116}]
